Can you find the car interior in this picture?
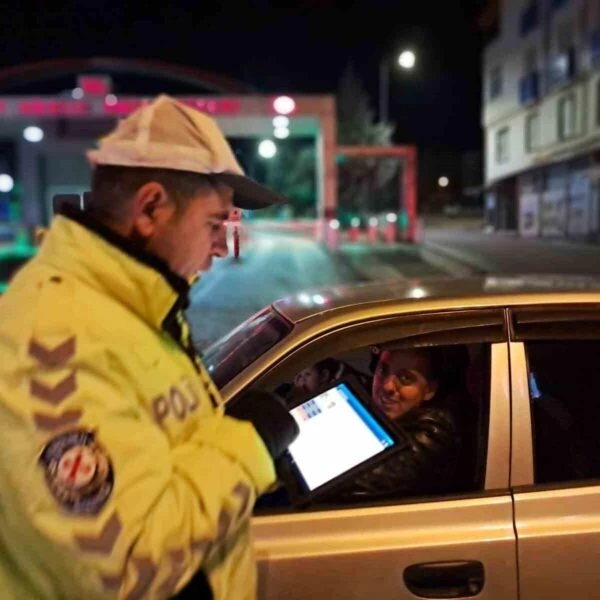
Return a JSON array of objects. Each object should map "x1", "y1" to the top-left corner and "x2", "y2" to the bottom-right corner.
[{"x1": 255, "y1": 342, "x2": 491, "y2": 514}]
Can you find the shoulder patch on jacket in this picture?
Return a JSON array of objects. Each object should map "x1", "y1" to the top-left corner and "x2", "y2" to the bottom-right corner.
[{"x1": 39, "y1": 429, "x2": 114, "y2": 515}]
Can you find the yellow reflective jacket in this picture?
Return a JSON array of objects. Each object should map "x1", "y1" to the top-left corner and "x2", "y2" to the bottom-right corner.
[{"x1": 0, "y1": 210, "x2": 276, "y2": 600}]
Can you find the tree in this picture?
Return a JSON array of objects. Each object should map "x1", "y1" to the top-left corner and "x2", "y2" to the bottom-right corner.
[
  {"x1": 337, "y1": 64, "x2": 398, "y2": 215},
  {"x1": 263, "y1": 143, "x2": 317, "y2": 218}
]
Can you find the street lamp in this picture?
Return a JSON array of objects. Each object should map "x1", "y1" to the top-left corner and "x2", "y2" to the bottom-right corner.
[
  {"x1": 258, "y1": 139, "x2": 277, "y2": 159},
  {"x1": 438, "y1": 176, "x2": 450, "y2": 188},
  {"x1": 23, "y1": 126, "x2": 44, "y2": 143},
  {"x1": 398, "y1": 50, "x2": 416, "y2": 70},
  {"x1": 0, "y1": 174, "x2": 14, "y2": 193},
  {"x1": 379, "y1": 49, "x2": 417, "y2": 123}
]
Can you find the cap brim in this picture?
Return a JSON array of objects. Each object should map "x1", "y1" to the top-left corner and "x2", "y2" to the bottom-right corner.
[{"x1": 215, "y1": 173, "x2": 288, "y2": 210}]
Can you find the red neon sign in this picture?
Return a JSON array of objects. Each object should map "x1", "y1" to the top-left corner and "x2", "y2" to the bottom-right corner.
[
  {"x1": 78, "y1": 76, "x2": 111, "y2": 96},
  {"x1": 102, "y1": 97, "x2": 241, "y2": 117},
  {"x1": 18, "y1": 100, "x2": 90, "y2": 117}
]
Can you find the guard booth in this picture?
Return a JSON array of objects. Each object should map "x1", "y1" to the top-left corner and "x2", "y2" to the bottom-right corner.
[{"x1": 0, "y1": 64, "x2": 336, "y2": 242}]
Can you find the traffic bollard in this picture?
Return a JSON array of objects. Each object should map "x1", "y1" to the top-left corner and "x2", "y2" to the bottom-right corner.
[
  {"x1": 233, "y1": 226, "x2": 240, "y2": 259},
  {"x1": 367, "y1": 217, "x2": 378, "y2": 244}
]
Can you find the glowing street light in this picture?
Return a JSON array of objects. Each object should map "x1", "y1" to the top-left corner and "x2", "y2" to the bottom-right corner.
[
  {"x1": 23, "y1": 126, "x2": 44, "y2": 143},
  {"x1": 380, "y1": 49, "x2": 417, "y2": 122},
  {"x1": 273, "y1": 116, "x2": 289, "y2": 128},
  {"x1": 258, "y1": 139, "x2": 277, "y2": 159},
  {"x1": 273, "y1": 127, "x2": 290, "y2": 139},
  {"x1": 0, "y1": 174, "x2": 14, "y2": 193},
  {"x1": 398, "y1": 50, "x2": 416, "y2": 70},
  {"x1": 438, "y1": 176, "x2": 450, "y2": 188},
  {"x1": 273, "y1": 96, "x2": 295, "y2": 115}
]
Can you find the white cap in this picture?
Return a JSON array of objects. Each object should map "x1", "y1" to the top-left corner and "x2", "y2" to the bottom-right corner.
[{"x1": 87, "y1": 94, "x2": 286, "y2": 210}]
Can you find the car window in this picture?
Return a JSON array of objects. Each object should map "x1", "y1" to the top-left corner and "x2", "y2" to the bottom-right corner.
[
  {"x1": 524, "y1": 340, "x2": 599, "y2": 485},
  {"x1": 255, "y1": 338, "x2": 494, "y2": 514},
  {"x1": 513, "y1": 307, "x2": 600, "y2": 486},
  {"x1": 201, "y1": 307, "x2": 293, "y2": 389}
]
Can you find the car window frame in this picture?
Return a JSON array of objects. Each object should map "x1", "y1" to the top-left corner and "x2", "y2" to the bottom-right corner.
[
  {"x1": 509, "y1": 304, "x2": 600, "y2": 491},
  {"x1": 233, "y1": 308, "x2": 511, "y2": 507}
]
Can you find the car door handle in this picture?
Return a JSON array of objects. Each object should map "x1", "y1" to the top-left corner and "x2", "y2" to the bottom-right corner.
[{"x1": 404, "y1": 560, "x2": 485, "y2": 598}]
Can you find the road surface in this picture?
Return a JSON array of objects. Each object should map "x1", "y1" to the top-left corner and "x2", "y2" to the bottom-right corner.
[{"x1": 186, "y1": 229, "x2": 438, "y2": 349}]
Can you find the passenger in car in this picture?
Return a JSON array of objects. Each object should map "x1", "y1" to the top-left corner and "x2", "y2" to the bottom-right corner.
[
  {"x1": 337, "y1": 345, "x2": 469, "y2": 502},
  {"x1": 276, "y1": 358, "x2": 344, "y2": 404}
]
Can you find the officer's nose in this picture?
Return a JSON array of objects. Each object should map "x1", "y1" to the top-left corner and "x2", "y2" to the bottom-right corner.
[{"x1": 213, "y1": 224, "x2": 229, "y2": 258}]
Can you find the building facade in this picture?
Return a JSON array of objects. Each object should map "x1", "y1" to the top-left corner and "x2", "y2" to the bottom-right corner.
[{"x1": 483, "y1": 0, "x2": 600, "y2": 240}]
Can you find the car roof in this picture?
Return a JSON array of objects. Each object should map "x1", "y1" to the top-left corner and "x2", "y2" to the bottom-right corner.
[{"x1": 273, "y1": 275, "x2": 600, "y2": 324}]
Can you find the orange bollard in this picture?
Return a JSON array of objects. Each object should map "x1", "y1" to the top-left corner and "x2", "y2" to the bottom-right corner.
[
  {"x1": 233, "y1": 226, "x2": 240, "y2": 259},
  {"x1": 327, "y1": 219, "x2": 340, "y2": 251},
  {"x1": 384, "y1": 213, "x2": 398, "y2": 244},
  {"x1": 349, "y1": 217, "x2": 360, "y2": 242},
  {"x1": 367, "y1": 217, "x2": 379, "y2": 244}
]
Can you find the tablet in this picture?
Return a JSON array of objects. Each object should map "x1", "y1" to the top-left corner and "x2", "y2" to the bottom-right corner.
[{"x1": 279, "y1": 378, "x2": 404, "y2": 505}]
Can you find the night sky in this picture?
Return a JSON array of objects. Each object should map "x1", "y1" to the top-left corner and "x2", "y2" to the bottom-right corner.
[{"x1": 1, "y1": 0, "x2": 484, "y2": 151}]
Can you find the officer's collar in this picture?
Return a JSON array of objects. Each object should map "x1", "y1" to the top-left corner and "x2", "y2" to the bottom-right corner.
[
  {"x1": 41, "y1": 205, "x2": 191, "y2": 330},
  {"x1": 60, "y1": 205, "x2": 190, "y2": 299}
]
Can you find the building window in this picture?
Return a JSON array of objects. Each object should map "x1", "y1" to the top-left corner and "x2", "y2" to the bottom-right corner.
[
  {"x1": 558, "y1": 93, "x2": 577, "y2": 140},
  {"x1": 556, "y1": 19, "x2": 574, "y2": 55},
  {"x1": 524, "y1": 47, "x2": 537, "y2": 75},
  {"x1": 489, "y1": 65, "x2": 503, "y2": 100},
  {"x1": 521, "y1": 1, "x2": 539, "y2": 36},
  {"x1": 496, "y1": 127, "x2": 510, "y2": 163},
  {"x1": 526, "y1": 113, "x2": 540, "y2": 152}
]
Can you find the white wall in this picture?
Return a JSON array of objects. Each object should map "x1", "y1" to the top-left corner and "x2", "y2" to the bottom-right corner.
[{"x1": 483, "y1": 0, "x2": 600, "y2": 185}]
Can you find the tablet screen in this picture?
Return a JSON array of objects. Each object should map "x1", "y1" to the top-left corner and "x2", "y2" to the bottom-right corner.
[{"x1": 287, "y1": 382, "x2": 396, "y2": 491}]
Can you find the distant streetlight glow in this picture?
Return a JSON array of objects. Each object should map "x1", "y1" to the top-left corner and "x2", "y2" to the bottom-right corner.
[
  {"x1": 23, "y1": 126, "x2": 44, "y2": 143},
  {"x1": 0, "y1": 174, "x2": 14, "y2": 193},
  {"x1": 398, "y1": 50, "x2": 416, "y2": 69},
  {"x1": 329, "y1": 219, "x2": 340, "y2": 230},
  {"x1": 438, "y1": 176, "x2": 450, "y2": 188},
  {"x1": 351, "y1": 217, "x2": 361, "y2": 227},
  {"x1": 273, "y1": 116, "x2": 289, "y2": 128},
  {"x1": 410, "y1": 287, "x2": 426, "y2": 299},
  {"x1": 72, "y1": 87, "x2": 84, "y2": 100},
  {"x1": 386, "y1": 212, "x2": 398, "y2": 223},
  {"x1": 273, "y1": 127, "x2": 290, "y2": 139},
  {"x1": 273, "y1": 96, "x2": 296, "y2": 115},
  {"x1": 105, "y1": 94, "x2": 118, "y2": 106},
  {"x1": 258, "y1": 139, "x2": 277, "y2": 159},
  {"x1": 369, "y1": 217, "x2": 379, "y2": 227}
]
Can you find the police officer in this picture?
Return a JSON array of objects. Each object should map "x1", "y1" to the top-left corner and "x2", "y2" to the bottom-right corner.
[{"x1": 0, "y1": 95, "x2": 298, "y2": 599}]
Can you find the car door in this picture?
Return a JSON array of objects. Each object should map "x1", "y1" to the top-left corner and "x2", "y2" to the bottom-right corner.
[
  {"x1": 240, "y1": 308, "x2": 518, "y2": 599},
  {"x1": 509, "y1": 304, "x2": 600, "y2": 599}
]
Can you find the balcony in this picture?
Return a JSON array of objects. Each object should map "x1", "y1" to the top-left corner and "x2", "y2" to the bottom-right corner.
[
  {"x1": 519, "y1": 71, "x2": 539, "y2": 104},
  {"x1": 548, "y1": 48, "x2": 576, "y2": 88}
]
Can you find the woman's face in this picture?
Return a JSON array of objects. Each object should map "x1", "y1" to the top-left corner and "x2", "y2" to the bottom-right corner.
[{"x1": 372, "y1": 350, "x2": 438, "y2": 420}]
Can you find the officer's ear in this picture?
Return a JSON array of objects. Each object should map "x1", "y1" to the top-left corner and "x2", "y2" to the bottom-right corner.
[{"x1": 130, "y1": 182, "x2": 175, "y2": 238}]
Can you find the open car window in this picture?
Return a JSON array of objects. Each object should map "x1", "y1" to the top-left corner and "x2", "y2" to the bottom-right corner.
[{"x1": 201, "y1": 307, "x2": 293, "y2": 389}]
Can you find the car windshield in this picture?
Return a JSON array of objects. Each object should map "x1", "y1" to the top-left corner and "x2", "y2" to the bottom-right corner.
[{"x1": 201, "y1": 307, "x2": 293, "y2": 389}]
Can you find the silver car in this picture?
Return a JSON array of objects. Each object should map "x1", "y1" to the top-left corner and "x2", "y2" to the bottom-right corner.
[{"x1": 202, "y1": 275, "x2": 600, "y2": 600}]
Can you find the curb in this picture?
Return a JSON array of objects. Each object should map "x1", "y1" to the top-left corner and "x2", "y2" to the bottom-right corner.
[{"x1": 419, "y1": 242, "x2": 488, "y2": 277}]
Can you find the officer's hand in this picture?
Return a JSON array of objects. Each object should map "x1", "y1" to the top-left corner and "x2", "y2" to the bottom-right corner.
[{"x1": 225, "y1": 390, "x2": 299, "y2": 460}]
